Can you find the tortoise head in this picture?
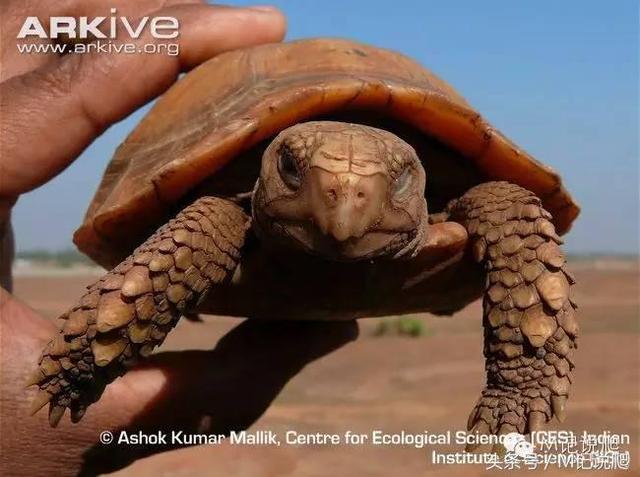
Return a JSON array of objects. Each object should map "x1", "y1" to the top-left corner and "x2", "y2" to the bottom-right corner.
[{"x1": 253, "y1": 121, "x2": 428, "y2": 260}]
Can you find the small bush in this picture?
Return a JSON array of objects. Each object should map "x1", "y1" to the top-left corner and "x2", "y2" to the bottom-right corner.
[
  {"x1": 397, "y1": 317, "x2": 425, "y2": 337},
  {"x1": 373, "y1": 316, "x2": 428, "y2": 338}
]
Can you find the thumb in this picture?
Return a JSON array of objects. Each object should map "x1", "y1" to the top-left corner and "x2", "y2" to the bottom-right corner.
[{"x1": 73, "y1": 319, "x2": 360, "y2": 475}]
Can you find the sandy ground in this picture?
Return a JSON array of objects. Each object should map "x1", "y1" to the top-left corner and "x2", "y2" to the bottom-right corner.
[{"x1": 11, "y1": 260, "x2": 640, "y2": 476}]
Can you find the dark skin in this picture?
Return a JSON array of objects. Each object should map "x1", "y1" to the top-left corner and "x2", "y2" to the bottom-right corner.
[{"x1": 0, "y1": 3, "x2": 362, "y2": 476}]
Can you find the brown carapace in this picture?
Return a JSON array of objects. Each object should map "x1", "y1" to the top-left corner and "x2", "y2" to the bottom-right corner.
[{"x1": 28, "y1": 39, "x2": 579, "y2": 444}]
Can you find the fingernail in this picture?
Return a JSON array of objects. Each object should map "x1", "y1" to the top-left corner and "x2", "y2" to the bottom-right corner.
[{"x1": 247, "y1": 5, "x2": 279, "y2": 13}]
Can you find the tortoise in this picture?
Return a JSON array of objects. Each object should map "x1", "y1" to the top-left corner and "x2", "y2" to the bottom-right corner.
[{"x1": 28, "y1": 38, "x2": 580, "y2": 441}]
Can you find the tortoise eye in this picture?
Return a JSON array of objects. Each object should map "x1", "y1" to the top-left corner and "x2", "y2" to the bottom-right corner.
[
  {"x1": 393, "y1": 167, "x2": 413, "y2": 198},
  {"x1": 278, "y1": 149, "x2": 302, "y2": 189}
]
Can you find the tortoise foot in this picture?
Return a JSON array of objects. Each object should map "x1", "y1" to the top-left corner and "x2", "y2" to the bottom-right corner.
[
  {"x1": 448, "y1": 181, "x2": 577, "y2": 449},
  {"x1": 27, "y1": 197, "x2": 249, "y2": 426},
  {"x1": 466, "y1": 381, "x2": 568, "y2": 452}
]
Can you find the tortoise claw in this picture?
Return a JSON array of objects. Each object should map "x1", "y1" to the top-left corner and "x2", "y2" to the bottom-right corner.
[
  {"x1": 70, "y1": 405, "x2": 86, "y2": 424},
  {"x1": 528, "y1": 410, "x2": 547, "y2": 432},
  {"x1": 491, "y1": 423, "x2": 517, "y2": 455},
  {"x1": 551, "y1": 395, "x2": 567, "y2": 423},
  {"x1": 465, "y1": 420, "x2": 490, "y2": 452},
  {"x1": 48, "y1": 403, "x2": 66, "y2": 427},
  {"x1": 29, "y1": 390, "x2": 52, "y2": 416},
  {"x1": 466, "y1": 406, "x2": 478, "y2": 431},
  {"x1": 24, "y1": 369, "x2": 45, "y2": 388}
]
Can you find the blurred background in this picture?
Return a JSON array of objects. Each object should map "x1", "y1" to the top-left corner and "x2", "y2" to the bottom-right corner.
[{"x1": 10, "y1": 1, "x2": 638, "y2": 476}]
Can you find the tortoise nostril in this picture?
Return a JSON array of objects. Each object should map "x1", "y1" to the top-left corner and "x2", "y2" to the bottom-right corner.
[{"x1": 357, "y1": 191, "x2": 365, "y2": 199}]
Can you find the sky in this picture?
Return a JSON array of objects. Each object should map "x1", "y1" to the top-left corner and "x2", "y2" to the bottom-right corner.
[{"x1": 11, "y1": 0, "x2": 639, "y2": 253}]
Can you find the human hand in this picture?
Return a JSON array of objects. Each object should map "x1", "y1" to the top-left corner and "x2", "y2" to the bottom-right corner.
[
  {"x1": 1, "y1": 288, "x2": 358, "y2": 475},
  {"x1": 0, "y1": 3, "x2": 355, "y2": 476}
]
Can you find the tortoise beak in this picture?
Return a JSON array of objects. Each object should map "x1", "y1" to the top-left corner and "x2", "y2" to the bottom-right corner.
[{"x1": 308, "y1": 168, "x2": 388, "y2": 243}]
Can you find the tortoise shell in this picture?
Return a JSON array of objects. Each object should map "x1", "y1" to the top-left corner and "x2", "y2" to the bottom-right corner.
[{"x1": 74, "y1": 38, "x2": 579, "y2": 269}]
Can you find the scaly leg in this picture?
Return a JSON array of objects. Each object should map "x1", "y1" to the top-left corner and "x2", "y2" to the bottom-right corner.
[
  {"x1": 28, "y1": 197, "x2": 250, "y2": 426},
  {"x1": 448, "y1": 182, "x2": 578, "y2": 442}
]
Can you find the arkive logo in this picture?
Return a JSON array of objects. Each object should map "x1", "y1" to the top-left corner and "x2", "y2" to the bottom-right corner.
[{"x1": 17, "y1": 8, "x2": 179, "y2": 40}]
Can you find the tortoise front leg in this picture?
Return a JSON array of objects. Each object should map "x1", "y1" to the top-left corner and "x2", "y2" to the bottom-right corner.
[
  {"x1": 28, "y1": 197, "x2": 250, "y2": 426},
  {"x1": 447, "y1": 182, "x2": 578, "y2": 444}
]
